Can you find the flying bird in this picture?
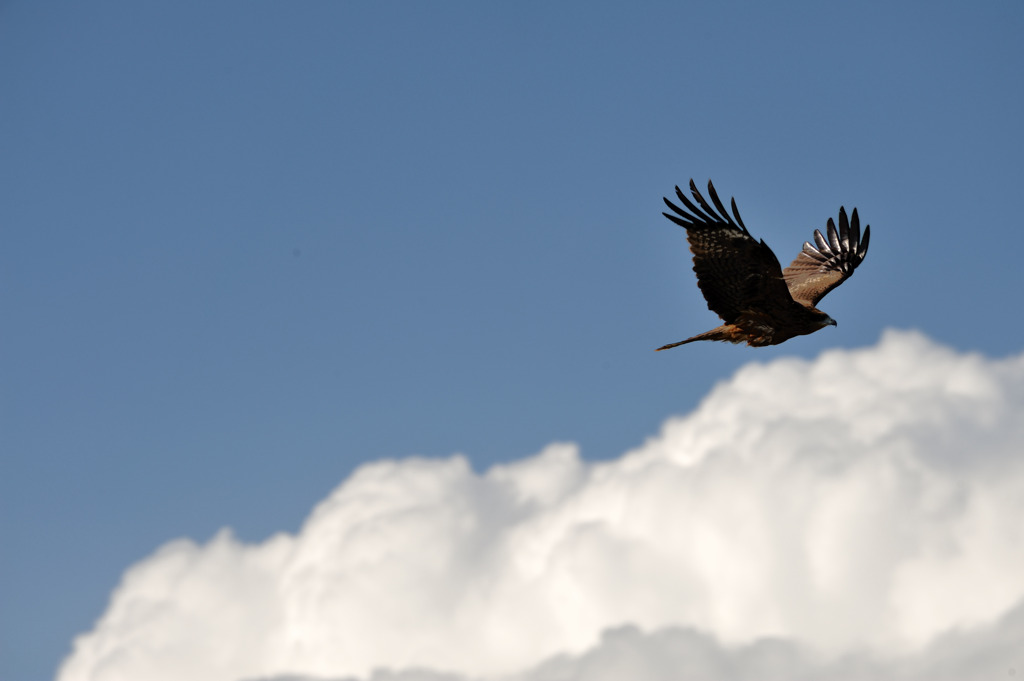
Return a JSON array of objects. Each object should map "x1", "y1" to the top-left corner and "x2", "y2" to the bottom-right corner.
[{"x1": 657, "y1": 179, "x2": 870, "y2": 350}]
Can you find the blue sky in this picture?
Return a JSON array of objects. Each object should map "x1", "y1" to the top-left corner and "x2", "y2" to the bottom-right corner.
[{"x1": 3, "y1": 2, "x2": 1024, "y2": 679}]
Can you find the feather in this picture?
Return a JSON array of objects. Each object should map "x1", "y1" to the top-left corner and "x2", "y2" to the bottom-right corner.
[
  {"x1": 814, "y1": 227, "x2": 833, "y2": 255},
  {"x1": 848, "y1": 207, "x2": 861, "y2": 249},
  {"x1": 859, "y1": 224, "x2": 871, "y2": 259},
  {"x1": 731, "y1": 197, "x2": 747, "y2": 231},
  {"x1": 828, "y1": 216, "x2": 842, "y2": 252},
  {"x1": 690, "y1": 179, "x2": 725, "y2": 225},
  {"x1": 707, "y1": 180, "x2": 745, "y2": 233},
  {"x1": 674, "y1": 185, "x2": 716, "y2": 224}
]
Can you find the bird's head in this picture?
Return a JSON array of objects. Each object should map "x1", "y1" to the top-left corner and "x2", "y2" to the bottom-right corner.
[{"x1": 812, "y1": 311, "x2": 837, "y2": 329}]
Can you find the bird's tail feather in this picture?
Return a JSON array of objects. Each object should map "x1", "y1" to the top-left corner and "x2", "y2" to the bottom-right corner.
[
  {"x1": 655, "y1": 325, "x2": 739, "y2": 350},
  {"x1": 655, "y1": 337, "x2": 699, "y2": 351}
]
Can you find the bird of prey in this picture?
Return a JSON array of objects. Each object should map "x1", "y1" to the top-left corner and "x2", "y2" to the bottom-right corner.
[{"x1": 657, "y1": 179, "x2": 870, "y2": 350}]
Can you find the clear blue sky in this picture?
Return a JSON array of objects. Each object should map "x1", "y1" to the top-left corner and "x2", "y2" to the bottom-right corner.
[{"x1": 3, "y1": 2, "x2": 1023, "y2": 679}]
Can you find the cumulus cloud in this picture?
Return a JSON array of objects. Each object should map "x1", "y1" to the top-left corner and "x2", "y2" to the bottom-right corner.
[{"x1": 58, "y1": 330, "x2": 1024, "y2": 681}]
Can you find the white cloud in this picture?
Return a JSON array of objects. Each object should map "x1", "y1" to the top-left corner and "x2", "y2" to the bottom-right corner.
[{"x1": 58, "y1": 330, "x2": 1024, "y2": 681}]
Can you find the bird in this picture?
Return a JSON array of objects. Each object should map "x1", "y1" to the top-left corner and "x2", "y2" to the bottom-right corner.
[{"x1": 657, "y1": 179, "x2": 870, "y2": 350}]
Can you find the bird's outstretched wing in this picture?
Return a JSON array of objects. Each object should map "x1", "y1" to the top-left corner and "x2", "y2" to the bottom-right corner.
[
  {"x1": 663, "y1": 179, "x2": 792, "y2": 324},
  {"x1": 782, "y1": 207, "x2": 871, "y2": 307}
]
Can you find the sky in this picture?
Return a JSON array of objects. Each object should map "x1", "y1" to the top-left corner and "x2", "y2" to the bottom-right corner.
[
  {"x1": 2, "y1": 1, "x2": 1024, "y2": 680},
  {"x1": 49, "y1": 331, "x2": 1024, "y2": 681}
]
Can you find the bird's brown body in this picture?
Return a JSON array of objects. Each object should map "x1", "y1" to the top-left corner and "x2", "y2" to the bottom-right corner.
[
  {"x1": 657, "y1": 180, "x2": 870, "y2": 350},
  {"x1": 663, "y1": 307, "x2": 835, "y2": 349}
]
